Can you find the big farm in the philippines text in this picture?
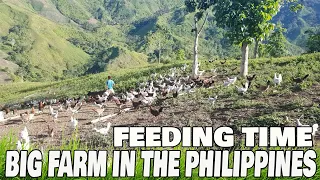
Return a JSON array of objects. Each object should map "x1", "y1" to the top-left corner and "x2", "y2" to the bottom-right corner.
[{"x1": 5, "y1": 126, "x2": 317, "y2": 178}]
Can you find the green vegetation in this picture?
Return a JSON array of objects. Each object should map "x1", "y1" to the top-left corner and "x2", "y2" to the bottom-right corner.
[
  {"x1": 0, "y1": 2, "x2": 90, "y2": 81},
  {"x1": 1, "y1": 51, "x2": 320, "y2": 180},
  {"x1": 1, "y1": 1, "x2": 320, "y2": 179},
  {"x1": 306, "y1": 28, "x2": 320, "y2": 53},
  {"x1": 265, "y1": 23, "x2": 289, "y2": 57},
  {"x1": 1, "y1": 52, "x2": 320, "y2": 104},
  {"x1": 0, "y1": 0, "x2": 319, "y2": 81},
  {"x1": 0, "y1": 62, "x2": 182, "y2": 104},
  {"x1": 212, "y1": 0, "x2": 296, "y2": 76}
]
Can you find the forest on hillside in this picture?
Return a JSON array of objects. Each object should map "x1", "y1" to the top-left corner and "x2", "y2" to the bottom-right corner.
[{"x1": 0, "y1": 0, "x2": 319, "y2": 81}]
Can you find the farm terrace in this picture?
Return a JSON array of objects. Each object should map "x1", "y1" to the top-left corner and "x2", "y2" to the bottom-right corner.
[{"x1": 113, "y1": 126, "x2": 314, "y2": 148}]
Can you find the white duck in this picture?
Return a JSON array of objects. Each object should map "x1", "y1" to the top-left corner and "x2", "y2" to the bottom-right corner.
[
  {"x1": 274, "y1": 73, "x2": 282, "y2": 85},
  {"x1": 176, "y1": 85, "x2": 183, "y2": 93},
  {"x1": 181, "y1": 64, "x2": 188, "y2": 71},
  {"x1": 140, "y1": 91, "x2": 148, "y2": 97},
  {"x1": 20, "y1": 127, "x2": 29, "y2": 141},
  {"x1": 142, "y1": 97, "x2": 154, "y2": 106},
  {"x1": 51, "y1": 110, "x2": 58, "y2": 120},
  {"x1": 159, "y1": 83, "x2": 166, "y2": 89},
  {"x1": 49, "y1": 105, "x2": 54, "y2": 115},
  {"x1": 211, "y1": 68, "x2": 217, "y2": 73},
  {"x1": 312, "y1": 124, "x2": 319, "y2": 136},
  {"x1": 126, "y1": 92, "x2": 135, "y2": 100},
  {"x1": 58, "y1": 104, "x2": 64, "y2": 112},
  {"x1": 70, "y1": 116, "x2": 78, "y2": 130},
  {"x1": 236, "y1": 82, "x2": 250, "y2": 94},
  {"x1": 94, "y1": 102, "x2": 104, "y2": 109},
  {"x1": 295, "y1": 116, "x2": 309, "y2": 127},
  {"x1": 227, "y1": 77, "x2": 237, "y2": 84},
  {"x1": 151, "y1": 73, "x2": 157, "y2": 79},
  {"x1": 0, "y1": 111, "x2": 4, "y2": 121},
  {"x1": 224, "y1": 77, "x2": 237, "y2": 87},
  {"x1": 293, "y1": 116, "x2": 319, "y2": 141},
  {"x1": 93, "y1": 122, "x2": 112, "y2": 136},
  {"x1": 198, "y1": 70, "x2": 205, "y2": 76},
  {"x1": 208, "y1": 96, "x2": 218, "y2": 105}
]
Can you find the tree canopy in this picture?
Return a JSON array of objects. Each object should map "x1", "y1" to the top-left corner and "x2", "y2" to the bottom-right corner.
[
  {"x1": 265, "y1": 23, "x2": 288, "y2": 57},
  {"x1": 213, "y1": 0, "x2": 281, "y2": 45},
  {"x1": 306, "y1": 28, "x2": 320, "y2": 53}
]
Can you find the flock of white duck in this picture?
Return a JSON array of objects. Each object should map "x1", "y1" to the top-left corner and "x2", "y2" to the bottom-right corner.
[{"x1": 1, "y1": 60, "x2": 318, "y2": 150}]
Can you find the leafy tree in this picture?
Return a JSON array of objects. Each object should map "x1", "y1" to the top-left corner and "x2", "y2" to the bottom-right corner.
[
  {"x1": 212, "y1": 0, "x2": 282, "y2": 76},
  {"x1": 146, "y1": 25, "x2": 171, "y2": 63},
  {"x1": 212, "y1": 0, "x2": 301, "y2": 76},
  {"x1": 305, "y1": 29, "x2": 320, "y2": 53},
  {"x1": 258, "y1": 43, "x2": 268, "y2": 58},
  {"x1": 265, "y1": 23, "x2": 288, "y2": 57},
  {"x1": 185, "y1": 0, "x2": 213, "y2": 78},
  {"x1": 176, "y1": 49, "x2": 186, "y2": 61}
]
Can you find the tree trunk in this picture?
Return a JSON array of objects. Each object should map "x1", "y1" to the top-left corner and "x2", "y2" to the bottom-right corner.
[
  {"x1": 158, "y1": 41, "x2": 161, "y2": 64},
  {"x1": 253, "y1": 39, "x2": 259, "y2": 59},
  {"x1": 192, "y1": 33, "x2": 199, "y2": 79},
  {"x1": 191, "y1": 13, "x2": 208, "y2": 79},
  {"x1": 240, "y1": 42, "x2": 249, "y2": 77}
]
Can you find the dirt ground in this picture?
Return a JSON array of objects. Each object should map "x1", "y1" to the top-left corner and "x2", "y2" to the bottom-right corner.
[
  {"x1": 1, "y1": 83, "x2": 320, "y2": 150},
  {"x1": 0, "y1": 97, "x2": 213, "y2": 149}
]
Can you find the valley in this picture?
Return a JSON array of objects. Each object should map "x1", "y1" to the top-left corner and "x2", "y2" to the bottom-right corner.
[{"x1": 1, "y1": 1, "x2": 320, "y2": 178}]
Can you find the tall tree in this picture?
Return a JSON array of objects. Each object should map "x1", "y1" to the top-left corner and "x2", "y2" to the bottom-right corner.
[
  {"x1": 305, "y1": 28, "x2": 320, "y2": 53},
  {"x1": 213, "y1": 0, "x2": 280, "y2": 76},
  {"x1": 146, "y1": 25, "x2": 170, "y2": 63},
  {"x1": 185, "y1": 0, "x2": 213, "y2": 78},
  {"x1": 212, "y1": 0, "x2": 301, "y2": 76},
  {"x1": 266, "y1": 23, "x2": 288, "y2": 57}
]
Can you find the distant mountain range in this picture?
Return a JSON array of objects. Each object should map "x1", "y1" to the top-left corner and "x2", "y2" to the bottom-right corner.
[{"x1": 0, "y1": 0, "x2": 319, "y2": 82}]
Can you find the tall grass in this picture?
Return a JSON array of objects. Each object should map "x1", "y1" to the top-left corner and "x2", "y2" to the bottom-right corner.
[{"x1": 1, "y1": 134, "x2": 320, "y2": 179}]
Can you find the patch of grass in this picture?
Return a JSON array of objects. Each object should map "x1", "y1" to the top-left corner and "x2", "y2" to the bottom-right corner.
[
  {"x1": 232, "y1": 99, "x2": 269, "y2": 109},
  {"x1": 247, "y1": 112, "x2": 291, "y2": 127}
]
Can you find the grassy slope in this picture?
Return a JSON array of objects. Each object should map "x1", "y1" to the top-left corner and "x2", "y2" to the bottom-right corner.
[
  {"x1": 107, "y1": 50, "x2": 149, "y2": 71},
  {"x1": 1, "y1": 53, "x2": 320, "y2": 104},
  {"x1": 1, "y1": 53, "x2": 320, "y2": 179},
  {"x1": 0, "y1": 2, "x2": 90, "y2": 81},
  {"x1": 274, "y1": 0, "x2": 320, "y2": 44},
  {"x1": 0, "y1": 0, "x2": 317, "y2": 82},
  {"x1": 0, "y1": 62, "x2": 180, "y2": 104},
  {"x1": 0, "y1": 3, "x2": 19, "y2": 36}
]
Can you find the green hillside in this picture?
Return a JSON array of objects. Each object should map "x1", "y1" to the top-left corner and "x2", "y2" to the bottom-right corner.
[
  {"x1": 0, "y1": 2, "x2": 90, "y2": 81},
  {"x1": 274, "y1": 0, "x2": 320, "y2": 45},
  {"x1": 0, "y1": 0, "x2": 319, "y2": 82}
]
